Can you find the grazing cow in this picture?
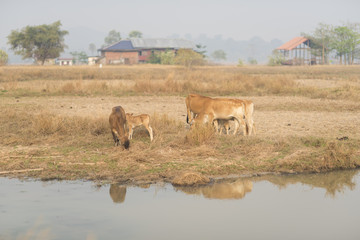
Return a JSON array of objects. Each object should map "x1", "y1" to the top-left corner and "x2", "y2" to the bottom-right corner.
[
  {"x1": 109, "y1": 106, "x2": 130, "y2": 149},
  {"x1": 126, "y1": 113, "x2": 153, "y2": 141}
]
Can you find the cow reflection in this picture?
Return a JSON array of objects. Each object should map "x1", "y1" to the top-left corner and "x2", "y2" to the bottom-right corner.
[
  {"x1": 109, "y1": 184, "x2": 127, "y2": 204},
  {"x1": 175, "y1": 179, "x2": 253, "y2": 200}
]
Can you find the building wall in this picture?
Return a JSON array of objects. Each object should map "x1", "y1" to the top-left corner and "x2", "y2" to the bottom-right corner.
[
  {"x1": 88, "y1": 57, "x2": 99, "y2": 65},
  {"x1": 104, "y1": 51, "x2": 138, "y2": 64}
]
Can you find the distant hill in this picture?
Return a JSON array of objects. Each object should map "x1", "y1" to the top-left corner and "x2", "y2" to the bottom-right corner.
[{"x1": 181, "y1": 34, "x2": 283, "y2": 64}]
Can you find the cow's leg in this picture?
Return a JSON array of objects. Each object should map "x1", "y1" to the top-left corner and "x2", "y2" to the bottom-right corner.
[
  {"x1": 146, "y1": 125, "x2": 153, "y2": 141},
  {"x1": 246, "y1": 117, "x2": 255, "y2": 136},
  {"x1": 128, "y1": 125, "x2": 133, "y2": 139},
  {"x1": 111, "y1": 130, "x2": 119, "y2": 146},
  {"x1": 225, "y1": 121, "x2": 230, "y2": 135},
  {"x1": 233, "y1": 119, "x2": 240, "y2": 135},
  {"x1": 213, "y1": 119, "x2": 220, "y2": 134},
  {"x1": 241, "y1": 118, "x2": 248, "y2": 136},
  {"x1": 252, "y1": 123, "x2": 256, "y2": 135}
]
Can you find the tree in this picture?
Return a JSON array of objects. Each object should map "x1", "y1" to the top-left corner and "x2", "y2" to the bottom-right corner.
[
  {"x1": 148, "y1": 51, "x2": 161, "y2": 64},
  {"x1": 211, "y1": 50, "x2": 226, "y2": 61},
  {"x1": 195, "y1": 44, "x2": 207, "y2": 57},
  {"x1": 0, "y1": 49, "x2": 8, "y2": 66},
  {"x1": 347, "y1": 23, "x2": 360, "y2": 64},
  {"x1": 104, "y1": 30, "x2": 121, "y2": 46},
  {"x1": 302, "y1": 23, "x2": 333, "y2": 64},
  {"x1": 128, "y1": 30, "x2": 142, "y2": 38},
  {"x1": 89, "y1": 43, "x2": 97, "y2": 56},
  {"x1": 174, "y1": 49, "x2": 205, "y2": 68},
  {"x1": 268, "y1": 50, "x2": 285, "y2": 66},
  {"x1": 70, "y1": 51, "x2": 88, "y2": 65},
  {"x1": 159, "y1": 50, "x2": 175, "y2": 65},
  {"x1": 248, "y1": 57, "x2": 257, "y2": 65},
  {"x1": 331, "y1": 23, "x2": 360, "y2": 65},
  {"x1": 7, "y1": 21, "x2": 68, "y2": 65}
]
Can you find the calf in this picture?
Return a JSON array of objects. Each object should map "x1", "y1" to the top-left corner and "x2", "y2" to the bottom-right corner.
[
  {"x1": 126, "y1": 113, "x2": 153, "y2": 141},
  {"x1": 215, "y1": 119, "x2": 231, "y2": 135},
  {"x1": 109, "y1": 106, "x2": 130, "y2": 149}
]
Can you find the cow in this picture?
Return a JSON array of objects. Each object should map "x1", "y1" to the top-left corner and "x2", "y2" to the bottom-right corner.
[
  {"x1": 126, "y1": 113, "x2": 153, "y2": 141},
  {"x1": 186, "y1": 94, "x2": 256, "y2": 136},
  {"x1": 192, "y1": 97, "x2": 248, "y2": 135},
  {"x1": 185, "y1": 93, "x2": 213, "y2": 124},
  {"x1": 109, "y1": 106, "x2": 130, "y2": 149}
]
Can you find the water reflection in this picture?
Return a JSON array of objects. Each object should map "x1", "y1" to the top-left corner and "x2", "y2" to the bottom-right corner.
[
  {"x1": 108, "y1": 170, "x2": 359, "y2": 202},
  {"x1": 109, "y1": 183, "x2": 150, "y2": 204},
  {"x1": 109, "y1": 184, "x2": 127, "y2": 203},
  {"x1": 254, "y1": 169, "x2": 358, "y2": 198},
  {"x1": 1, "y1": 169, "x2": 359, "y2": 240},
  {"x1": 174, "y1": 179, "x2": 253, "y2": 200}
]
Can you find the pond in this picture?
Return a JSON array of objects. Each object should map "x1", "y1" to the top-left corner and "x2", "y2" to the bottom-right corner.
[{"x1": 1, "y1": 170, "x2": 360, "y2": 240}]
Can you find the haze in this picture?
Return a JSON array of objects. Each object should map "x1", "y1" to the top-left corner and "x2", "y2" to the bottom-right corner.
[{"x1": 1, "y1": 0, "x2": 359, "y2": 63}]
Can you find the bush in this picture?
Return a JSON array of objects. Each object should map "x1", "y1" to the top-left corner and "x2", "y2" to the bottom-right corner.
[
  {"x1": 174, "y1": 49, "x2": 206, "y2": 68},
  {"x1": 237, "y1": 59, "x2": 244, "y2": 67},
  {"x1": 268, "y1": 50, "x2": 285, "y2": 66},
  {"x1": 0, "y1": 50, "x2": 8, "y2": 66}
]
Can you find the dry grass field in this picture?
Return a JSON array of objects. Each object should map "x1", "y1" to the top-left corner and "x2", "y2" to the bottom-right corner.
[{"x1": 1, "y1": 65, "x2": 360, "y2": 184}]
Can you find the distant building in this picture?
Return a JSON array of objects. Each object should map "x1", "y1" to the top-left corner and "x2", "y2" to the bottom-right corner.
[
  {"x1": 56, "y1": 58, "x2": 73, "y2": 66},
  {"x1": 87, "y1": 56, "x2": 100, "y2": 65},
  {"x1": 276, "y1": 37, "x2": 317, "y2": 65},
  {"x1": 99, "y1": 38, "x2": 196, "y2": 65}
]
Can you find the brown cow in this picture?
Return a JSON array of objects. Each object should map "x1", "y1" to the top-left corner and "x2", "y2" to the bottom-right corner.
[
  {"x1": 193, "y1": 98, "x2": 247, "y2": 135},
  {"x1": 185, "y1": 93, "x2": 213, "y2": 124},
  {"x1": 109, "y1": 106, "x2": 130, "y2": 149},
  {"x1": 186, "y1": 94, "x2": 256, "y2": 136},
  {"x1": 126, "y1": 113, "x2": 153, "y2": 141}
]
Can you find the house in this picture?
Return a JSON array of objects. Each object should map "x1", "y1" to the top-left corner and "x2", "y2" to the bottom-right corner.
[
  {"x1": 276, "y1": 37, "x2": 317, "y2": 65},
  {"x1": 99, "y1": 38, "x2": 196, "y2": 64},
  {"x1": 88, "y1": 56, "x2": 100, "y2": 65},
  {"x1": 56, "y1": 58, "x2": 73, "y2": 66}
]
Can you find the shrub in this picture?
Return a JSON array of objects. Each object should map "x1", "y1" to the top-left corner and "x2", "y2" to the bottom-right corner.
[{"x1": 0, "y1": 50, "x2": 8, "y2": 66}]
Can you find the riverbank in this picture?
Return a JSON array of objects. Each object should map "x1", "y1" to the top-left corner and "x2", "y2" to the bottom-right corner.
[{"x1": 1, "y1": 66, "x2": 360, "y2": 185}]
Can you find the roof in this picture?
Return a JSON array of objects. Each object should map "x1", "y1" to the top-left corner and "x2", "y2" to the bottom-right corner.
[
  {"x1": 276, "y1": 37, "x2": 309, "y2": 50},
  {"x1": 101, "y1": 38, "x2": 195, "y2": 51},
  {"x1": 105, "y1": 40, "x2": 134, "y2": 51},
  {"x1": 131, "y1": 38, "x2": 195, "y2": 49}
]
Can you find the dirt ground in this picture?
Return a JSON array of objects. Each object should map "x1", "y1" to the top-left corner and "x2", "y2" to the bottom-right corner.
[{"x1": 6, "y1": 94, "x2": 360, "y2": 139}]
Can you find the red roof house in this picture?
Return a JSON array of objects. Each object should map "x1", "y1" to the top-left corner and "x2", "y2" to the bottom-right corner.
[{"x1": 276, "y1": 37, "x2": 317, "y2": 65}]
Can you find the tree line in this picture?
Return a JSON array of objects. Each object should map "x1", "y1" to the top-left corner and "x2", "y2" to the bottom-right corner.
[
  {"x1": 3, "y1": 20, "x2": 359, "y2": 66},
  {"x1": 4, "y1": 21, "x2": 146, "y2": 65},
  {"x1": 302, "y1": 22, "x2": 360, "y2": 65}
]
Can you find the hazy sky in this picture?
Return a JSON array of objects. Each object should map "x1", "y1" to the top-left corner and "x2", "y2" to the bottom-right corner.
[{"x1": 1, "y1": 0, "x2": 360, "y2": 49}]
